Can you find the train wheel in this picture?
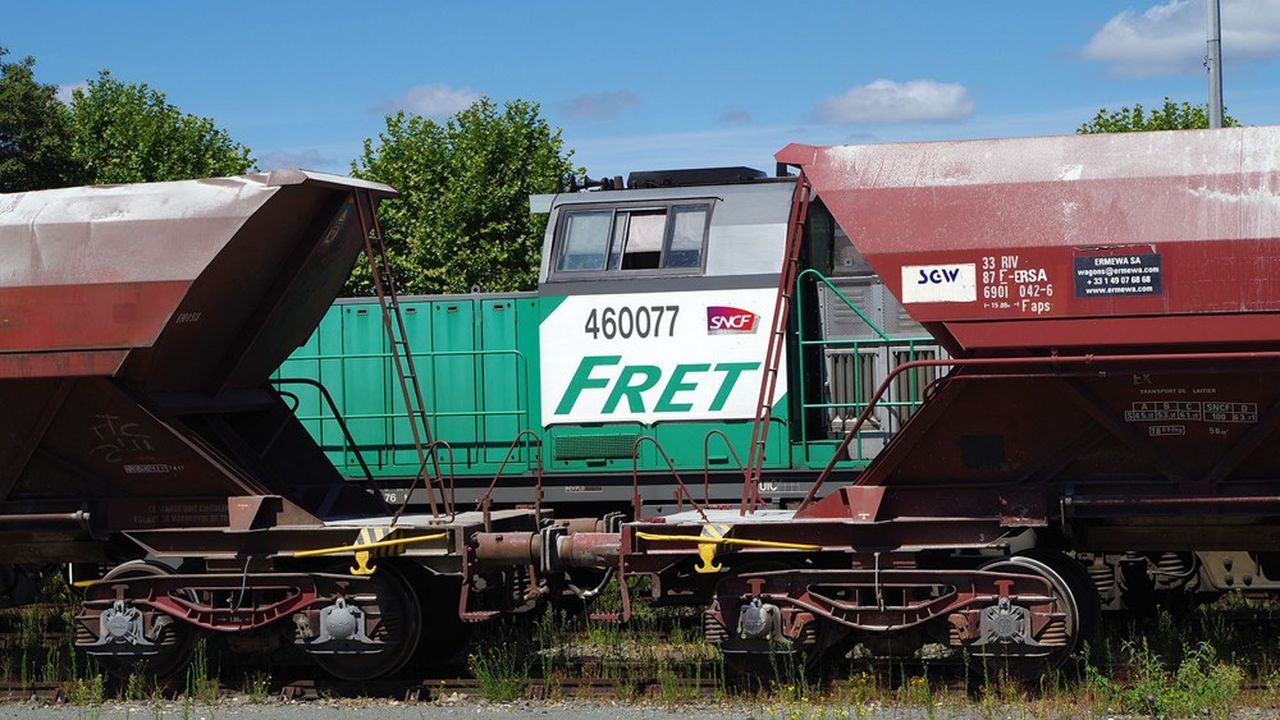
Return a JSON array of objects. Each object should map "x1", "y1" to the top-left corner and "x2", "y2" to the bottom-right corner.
[
  {"x1": 972, "y1": 553, "x2": 1084, "y2": 678},
  {"x1": 1015, "y1": 549, "x2": 1101, "y2": 650},
  {"x1": 404, "y1": 568, "x2": 471, "y2": 669},
  {"x1": 710, "y1": 565, "x2": 828, "y2": 682},
  {"x1": 308, "y1": 563, "x2": 422, "y2": 681},
  {"x1": 91, "y1": 560, "x2": 196, "y2": 681}
]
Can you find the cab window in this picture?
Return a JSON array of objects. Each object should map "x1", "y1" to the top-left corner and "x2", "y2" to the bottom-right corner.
[
  {"x1": 553, "y1": 202, "x2": 711, "y2": 278},
  {"x1": 619, "y1": 210, "x2": 666, "y2": 269},
  {"x1": 666, "y1": 206, "x2": 707, "y2": 268},
  {"x1": 557, "y1": 210, "x2": 613, "y2": 271}
]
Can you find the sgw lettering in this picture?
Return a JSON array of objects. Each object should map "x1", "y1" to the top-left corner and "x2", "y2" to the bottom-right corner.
[{"x1": 918, "y1": 267, "x2": 962, "y2": 284}]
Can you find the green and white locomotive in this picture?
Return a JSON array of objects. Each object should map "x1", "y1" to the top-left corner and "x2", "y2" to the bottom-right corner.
[{"x1": 277, "y1": 166, "x2": 941, "y2": 512}]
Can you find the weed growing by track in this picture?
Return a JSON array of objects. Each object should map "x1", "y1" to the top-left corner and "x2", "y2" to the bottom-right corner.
[
  {"x1": 484, "y1": 586, "x2": 1267, "y2": 716},
  {"x1": 242, "y1": 671, "x2": 271, "y2": 702},
  {"x1": 468, "y1": 619, "x2": 534, "y2": 701},
  {"x1": 184, "y1": 637, "x2": 220, "y2": 705},
  {"x1": 1084, "y1": 639, "x2": 1243, "y2": 717}
]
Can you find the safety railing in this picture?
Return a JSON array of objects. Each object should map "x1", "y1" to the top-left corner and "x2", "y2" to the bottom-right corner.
[
  {"x1": 475, "y1": 429, "x2": 545, "y2": 524},
  {"x1": 702, "y1": 429, "x2": 749, "y2": 508},
  {"x1": 391, "y1": 440, "x2": 458, "y2": 523},
  {"x1": 631, "y1": 436, "x2": 709, "y2": 522},
  {"x1": 271, "y1": 378, "x2": 378, "y2": 484},
  {"x1": 276, "y1": 376, "x2": 462, "y2": 519},
  {"x1": 793, "y1": 268, "x2": 940, "y2": 466},
  {"x1": 276, "y1": 346, "x2": 534, "y2": 473}
]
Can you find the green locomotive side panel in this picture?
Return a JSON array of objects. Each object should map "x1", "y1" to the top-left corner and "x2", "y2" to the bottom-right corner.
[
  {"x1": 275, "y1": 289, "x2": 791, "y2": 480},
  {"x1": 274, "y1": 294, "x2": 537, "y2": 478}
]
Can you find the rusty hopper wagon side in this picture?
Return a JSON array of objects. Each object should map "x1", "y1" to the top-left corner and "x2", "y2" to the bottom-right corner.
[
  {"x1": 519, "y1": 126, "x2": 1280, "y2": 675},
  {"x1": 0, "y1": 172, "x2": 560, "y2": 681}
]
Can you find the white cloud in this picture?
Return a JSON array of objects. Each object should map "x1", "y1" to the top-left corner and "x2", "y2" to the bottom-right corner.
[
  {"x1": 371, "y1": 83, "x2": 481, "y2": 116},
  {"x1": 1083, "y1": 0, "x2": 1280, "y2": 76},
  {"x1": 815, "y1": 79, "x2": 974, "y2": 124},
  {"x1": 56, "y1": 81, "x2": 87, "y2": 104},
  {"x1": 566, "y1": 102, "x2": 1114, "y2": 178},
  {"x1": 557, "y1": 91, "x2": 639, "y2": 121}
]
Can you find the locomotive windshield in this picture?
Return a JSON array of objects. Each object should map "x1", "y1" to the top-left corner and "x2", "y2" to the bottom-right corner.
[{"x1": 552, "y1": 202, "x2": 711, "y2": 276}]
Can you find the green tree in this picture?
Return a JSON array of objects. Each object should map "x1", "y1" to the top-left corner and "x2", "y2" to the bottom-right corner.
[
  {"x1": 1077, "y1": 98, "x2": 1239, "y2": 134},
  {"x1": 0, "y1": 47, "x2": 81, "y2": 192},
  {"x1": 67, "y1": 70, "x2": 252, "y2": 184},
  {"x1": 351, "y1": 98, "x2": 576, "y2": 295}
]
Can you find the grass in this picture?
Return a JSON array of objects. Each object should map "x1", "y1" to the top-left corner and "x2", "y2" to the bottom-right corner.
[
  {"x1": 64, "y1": 675, "x2": 105, "y2": 706},
  {"x1": 467, "y1": 619, "x2": 534, "y2": 702},
  {"x1": 377, "y1": 584, "x2": 1280, "y2": 714},
  {"x1": 183, "y1": 637, "x2": 219, "y2": 705},
  {"x1": 242, "y1": 671, "x2": 271, "y2": 702},
  {"x1": 1085, "y1": 639, "x2": 1243, "y2": 718}
]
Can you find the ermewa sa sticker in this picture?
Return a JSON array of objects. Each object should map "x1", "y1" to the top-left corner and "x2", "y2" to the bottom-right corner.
[
  {"x1": 900, "y1": 263, "x2": 977, "y2": 303},
  {"x1": 706, "y1": 306, "x2": 758, "y2": 334},
  {"x1": 540, "y1": 289, "x2": 783, "y2": 425}
]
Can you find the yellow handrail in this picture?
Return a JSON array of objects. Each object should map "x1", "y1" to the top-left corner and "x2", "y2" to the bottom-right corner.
[
  {"x1": 291, "y1": 532, "x2": 447, "y2": 558},
  {"x1": 635, "y1": 531, "x2": 819, "y2": 551}
]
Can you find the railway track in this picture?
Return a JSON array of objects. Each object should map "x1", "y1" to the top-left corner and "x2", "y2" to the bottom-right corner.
[
  {"x1": 277, "y1": 676, "x2": 723, "y2": 702},
  {"x1": 0, "y1": 677, "x2": 724, "y2": 704},
  {"x1": 0, "y1": 602, "x2": 1278, "y2": 704}
]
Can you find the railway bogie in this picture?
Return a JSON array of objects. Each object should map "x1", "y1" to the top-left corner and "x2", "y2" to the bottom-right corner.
[{"x1": 545, "y1": 509, "x2": 1096, "y2": 676}]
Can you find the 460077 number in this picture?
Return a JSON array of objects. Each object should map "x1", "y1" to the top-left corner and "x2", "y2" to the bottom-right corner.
[{"x1": 584, "y1": 305, "x2": 679, "y2": 339}]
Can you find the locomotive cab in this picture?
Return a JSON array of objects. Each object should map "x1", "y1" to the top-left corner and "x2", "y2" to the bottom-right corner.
[
  {"x1": 526, "y1": 167, "x2": 942, "y2": 508},
  {"x1": 531, "y1": 168, "x2": 795, "y2": 486},
  {"x1": 278, "y1": 166, "x2": 941, "y2": 514}
]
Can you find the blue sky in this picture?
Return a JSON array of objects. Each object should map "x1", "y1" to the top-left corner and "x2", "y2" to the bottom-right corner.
[{"x1": 5, "y1": 1, "x2": 1280, "y2": 175}]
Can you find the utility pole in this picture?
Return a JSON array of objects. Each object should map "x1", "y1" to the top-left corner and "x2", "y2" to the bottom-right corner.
[{"x1": 1206, "y1": 0, "x2": 1224, "y2": 128}]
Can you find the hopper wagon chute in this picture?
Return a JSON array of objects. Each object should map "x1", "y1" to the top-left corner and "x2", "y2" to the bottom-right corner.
[{"x1": 0, "y1": 171, "x2": 557, "y2": 680}]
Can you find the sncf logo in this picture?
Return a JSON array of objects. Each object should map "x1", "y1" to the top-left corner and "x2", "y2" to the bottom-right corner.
[{"x1": 707, "y1": 306, "x2": 758, "y2": 334}]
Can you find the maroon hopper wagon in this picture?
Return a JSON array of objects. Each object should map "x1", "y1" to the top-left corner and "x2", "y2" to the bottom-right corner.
[
  {"x1": 0, "y1": 171, "x2": 553, "y2": 680},
  {"x1": 582, "y1": 126, "x2": 1280, "y2": 673}
]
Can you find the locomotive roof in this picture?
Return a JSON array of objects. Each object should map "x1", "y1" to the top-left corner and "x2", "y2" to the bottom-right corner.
[{"x1": 533, "y1": 176, "x2": 798, "y2": 287}]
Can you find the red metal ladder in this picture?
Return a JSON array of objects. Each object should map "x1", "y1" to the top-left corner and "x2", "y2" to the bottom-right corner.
[
  {"x1": 740, "y1": 171, "x2": 811, "y2": 514},
  {"x1": 351, "y1": 189, "x2": 447, "y2": 521}
]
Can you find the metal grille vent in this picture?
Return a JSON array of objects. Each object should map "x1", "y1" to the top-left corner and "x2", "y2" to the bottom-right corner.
[{"x1": 554, "y1": 433, "x2": 639, "y2": 461}]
